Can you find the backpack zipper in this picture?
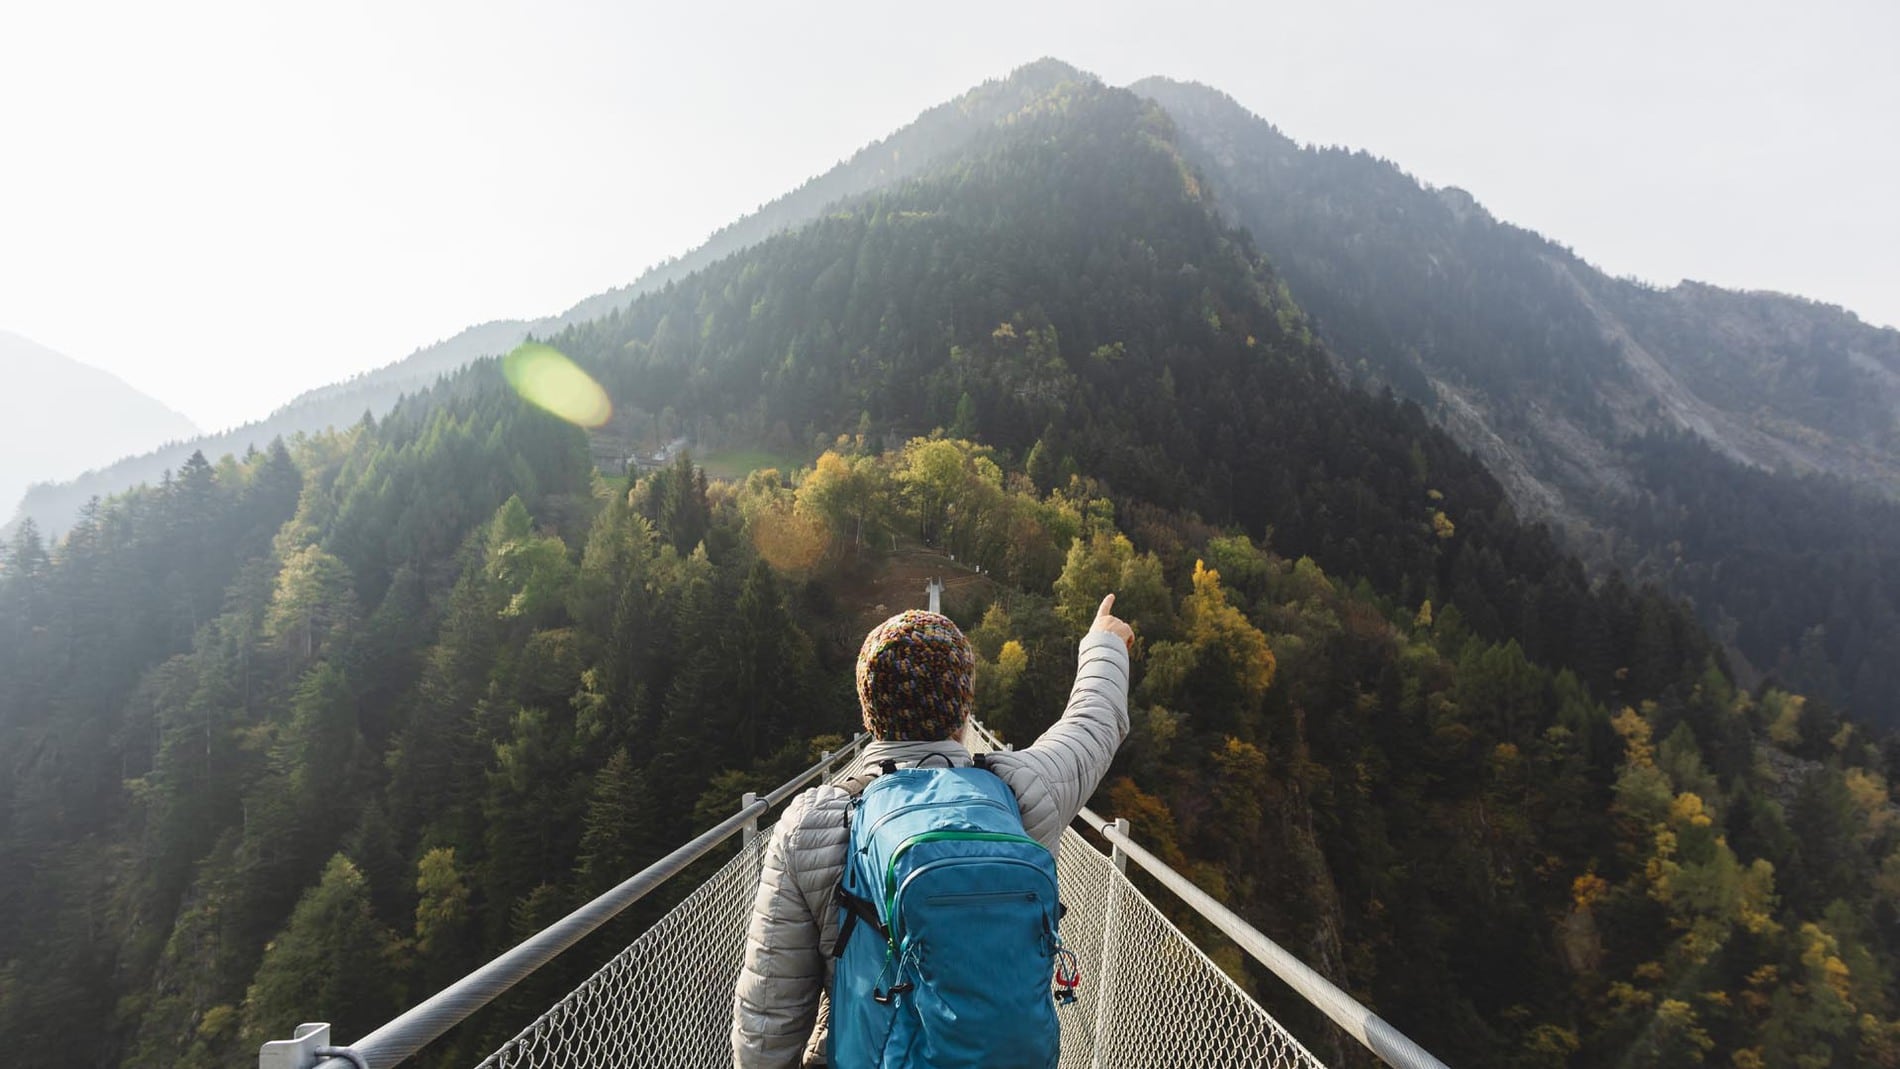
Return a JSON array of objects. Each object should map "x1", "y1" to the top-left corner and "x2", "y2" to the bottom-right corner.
[
  {"x1": 886, "y1": 829, "x2": 1048, "y2": 877},
  {"x1": 859, "y1": 795, "x2": 1014, "y2": 845},
  {"x1": 885, "y1": 842, "x2": 1055, "y2": 936},
  {"x1": 925, "y1": 889, "x2": 1040, "y2": 906}
]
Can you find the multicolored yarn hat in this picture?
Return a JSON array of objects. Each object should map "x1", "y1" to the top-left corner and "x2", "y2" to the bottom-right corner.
[{"x1": 856, "y1": 610, "x2": 975, "y2": 741}]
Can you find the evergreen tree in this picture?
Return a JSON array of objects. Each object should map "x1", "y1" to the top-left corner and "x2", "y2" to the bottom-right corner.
[
  {"x1": 574, "y1": 750, "x2": 659, "y2": 901},
  {"x1": 240, "y1": 856, "x2": 400, "y2": 1052}
]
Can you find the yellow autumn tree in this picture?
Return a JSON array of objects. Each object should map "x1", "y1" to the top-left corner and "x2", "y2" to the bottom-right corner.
[
  {"x1": 1052, "y1": 530, "x2": 1174, "y2": 637},
  {"x1": 1183, "y1": 560, "x2": 1276, "y2": 703},
  {"x1": 739, "y1": 468, "x2": 830, "y2": 576},
  {"x1": 797, "y1": 449, "x2": 880, "y2": 551}
]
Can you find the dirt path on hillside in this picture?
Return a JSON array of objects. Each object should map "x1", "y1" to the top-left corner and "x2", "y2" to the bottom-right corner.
[{"x1": 832, "y1": 545, "x2": 999, "y2": 637}]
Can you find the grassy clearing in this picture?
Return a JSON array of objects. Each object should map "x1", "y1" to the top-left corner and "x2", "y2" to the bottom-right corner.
[{"x1": 699, "y1": 447, "x2": 806, "y2": 480}]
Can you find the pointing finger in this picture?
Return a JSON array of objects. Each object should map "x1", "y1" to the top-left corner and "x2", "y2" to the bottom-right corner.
[{"x1": 1096, "y1": 593, "x2": 1116, "y2": 619}]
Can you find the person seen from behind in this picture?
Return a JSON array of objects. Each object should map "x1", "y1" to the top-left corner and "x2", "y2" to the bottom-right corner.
[{"x1": 731, "y1": 594, "x2": 1134, "y2": 1068}]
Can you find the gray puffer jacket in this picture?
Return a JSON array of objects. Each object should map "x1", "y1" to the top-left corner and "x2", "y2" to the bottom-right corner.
[{"x1": 730, "y1": 629, "x2": 1130, "y2": 1068}]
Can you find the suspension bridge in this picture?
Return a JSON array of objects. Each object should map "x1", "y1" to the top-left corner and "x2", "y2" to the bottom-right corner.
[{"x1": 261, "y1": 724, "x2": 1449, "y2": 1069}]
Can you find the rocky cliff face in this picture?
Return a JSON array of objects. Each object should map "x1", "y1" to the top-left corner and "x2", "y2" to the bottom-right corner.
[{"x1": 1601, "y1": 277, "x2": 1900, "y2": 494}]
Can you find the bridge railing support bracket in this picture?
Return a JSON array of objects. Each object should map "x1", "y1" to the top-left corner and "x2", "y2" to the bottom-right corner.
[{"x1": 259, "y1": 1023, "x2": 331, "y2": 1069}]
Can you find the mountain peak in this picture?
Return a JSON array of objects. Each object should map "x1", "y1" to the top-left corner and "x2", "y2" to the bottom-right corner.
[
  {"x1": 1434, "y1": 185, "x2": 1492, "y2": 224},
  {"x1": 1005, "y1": 56, "x2": 1094, "y2": 87},
  {"x1": 1129, "y1": 77, "x2": 1298, "y2": 159}
]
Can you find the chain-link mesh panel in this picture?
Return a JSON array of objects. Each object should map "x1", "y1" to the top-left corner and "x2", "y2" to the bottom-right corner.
[
  {"x1": 473, "y1": 832, "x2": 768, "y2": 1069},
  {"x1": 1052, "y1": 827, "x2": 1325, "y2": 1069},
  {"x1": 474, "y1": 756, "x2": 867, "y2": 1069}
]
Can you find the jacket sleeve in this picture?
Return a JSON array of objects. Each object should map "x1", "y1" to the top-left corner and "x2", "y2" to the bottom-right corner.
[
  {"x1": 1003, "y1": 629, "x2": 1131, "y2": 848},
  {"x1": 732, "y1": 791, "x2": 826, "y2": 1069}
]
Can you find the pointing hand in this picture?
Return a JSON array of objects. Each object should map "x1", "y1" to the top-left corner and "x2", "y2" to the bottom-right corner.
[{"x1": 1089, "y1": 593, "x2": 1135, "y2": 653}]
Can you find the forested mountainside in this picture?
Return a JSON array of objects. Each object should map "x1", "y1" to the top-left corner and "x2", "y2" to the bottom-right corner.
[
  {"x1": 6, "y1": 60, "x2": 1086, "y2": 543},
  {"x1": 0, "y1": 331, "x2": 199, "y2": 521},
  {"x1": 4, "y1": 76, "x2": 1900, "y2": 1069},
  {"x1": 28, "y1": 59, "x2": 1897, "y2": 739},
  {"x1": 1608, "y1": 432, "x2": 1900, "y2": 720},
  {"x1": 1137, "y1": 77, "x2": 1900, "y2": 729}
]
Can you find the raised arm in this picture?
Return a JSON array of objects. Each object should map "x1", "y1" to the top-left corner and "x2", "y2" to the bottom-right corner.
[{"x1": 998, "y1": 594, "x2": 1132, "y2": 847}]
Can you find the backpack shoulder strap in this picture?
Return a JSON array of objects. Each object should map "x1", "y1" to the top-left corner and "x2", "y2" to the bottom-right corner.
[
  {"x1": 835, "y1": 758, "x2": 898, "y2": 798},
  {"x1": 831, "y1": 760, "x2": 898, "y2": 960},
  {"x1": 832, "y1": 878, "x2": 887, "y2": 959}
]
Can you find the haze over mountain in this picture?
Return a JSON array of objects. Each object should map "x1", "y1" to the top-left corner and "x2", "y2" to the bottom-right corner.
[
  {"x1": 6, "y1": 63, "x2": 1900, "y2": 1069},
  {"x1": 0, "y1": 331, "x2": 198, "y2": 521},
  {"x1": 1139, "y1": 77, "x2": 1900, "y2": 515},
  {"x1": 6, "y1": 60, "x2": 1085, "y2": 540}
]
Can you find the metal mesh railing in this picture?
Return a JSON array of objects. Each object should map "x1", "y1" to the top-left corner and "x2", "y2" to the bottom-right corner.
[
  {"x1": 472, "y1": 819, "x2": 1324, "y2": 1069},
  {"x1": 472, "y1": 755, "x2": 865, "y2": 1069},
  {"x1": 474, "y1": 833, "x2": 770, "y2": 1068},
  {"x1": 470, "y1": 737, "x2": 1326, "y2": 1069}
]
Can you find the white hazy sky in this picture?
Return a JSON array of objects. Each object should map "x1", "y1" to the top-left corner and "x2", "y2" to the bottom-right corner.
[{"x1": 4, "y1": 0, "x2": 1896, "y2": 433}]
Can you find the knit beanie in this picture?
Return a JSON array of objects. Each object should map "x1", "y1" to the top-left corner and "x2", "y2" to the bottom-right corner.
[{"x1": 856, "y1": 610, "x2": 975, "y2": 741}]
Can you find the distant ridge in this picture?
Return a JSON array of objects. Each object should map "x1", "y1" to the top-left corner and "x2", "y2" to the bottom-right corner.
[
  {"x1": 10, "y1": 58, "x2": 1096, "y2": 538},
  {"x1": 0, "y1": 331, "x2": 200, "y2": 525},
  {"x1": 1135, "y1": 75, "x2": 1900, "y2": 722},
  {"x1": 1135, "y1": 75, "x2": 1900, "y2": 518}
]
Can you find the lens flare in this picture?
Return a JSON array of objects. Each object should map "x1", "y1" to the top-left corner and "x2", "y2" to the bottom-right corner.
[{"x1": 502, "y1": 343, "x2": 612, "y2": 428}]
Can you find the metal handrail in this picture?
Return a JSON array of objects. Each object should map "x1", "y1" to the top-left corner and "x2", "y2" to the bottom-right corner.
[
  {"x1": 264, "y1": 733, "x2": 868, "y2": 1069},
  {"x1": 1073, "y1": 807, "x2": 1449, "y2": 1069}
]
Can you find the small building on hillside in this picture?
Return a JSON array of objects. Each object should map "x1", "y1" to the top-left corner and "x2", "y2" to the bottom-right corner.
[{"x1": 633, "y1": 437, "x2": 691, "y2": 473}]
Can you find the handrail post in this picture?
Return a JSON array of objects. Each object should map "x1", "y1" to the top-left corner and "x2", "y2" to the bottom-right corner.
[
  {"x1": 1089, "y1": 819, "x2": 1131, "y2": 1069},
  {"x1": 741, "y1": 792, "x2": 760, "y2": 848}
]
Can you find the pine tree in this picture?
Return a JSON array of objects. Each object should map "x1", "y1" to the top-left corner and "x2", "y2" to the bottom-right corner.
[
  {"x1": 574, "y1": 750, "x2": 658, "y2": 901},
  {"x1": 412, "y1": 846, "x2": 473, "y2": 990},
  {"x1": 240, "y1": 855, "x2": 400, "y2": 1051}
]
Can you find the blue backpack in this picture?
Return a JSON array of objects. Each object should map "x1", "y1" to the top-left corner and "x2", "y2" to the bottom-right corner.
[{"x1": 828, "y1": 758, "x2": 1071, "y2": 1068}]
